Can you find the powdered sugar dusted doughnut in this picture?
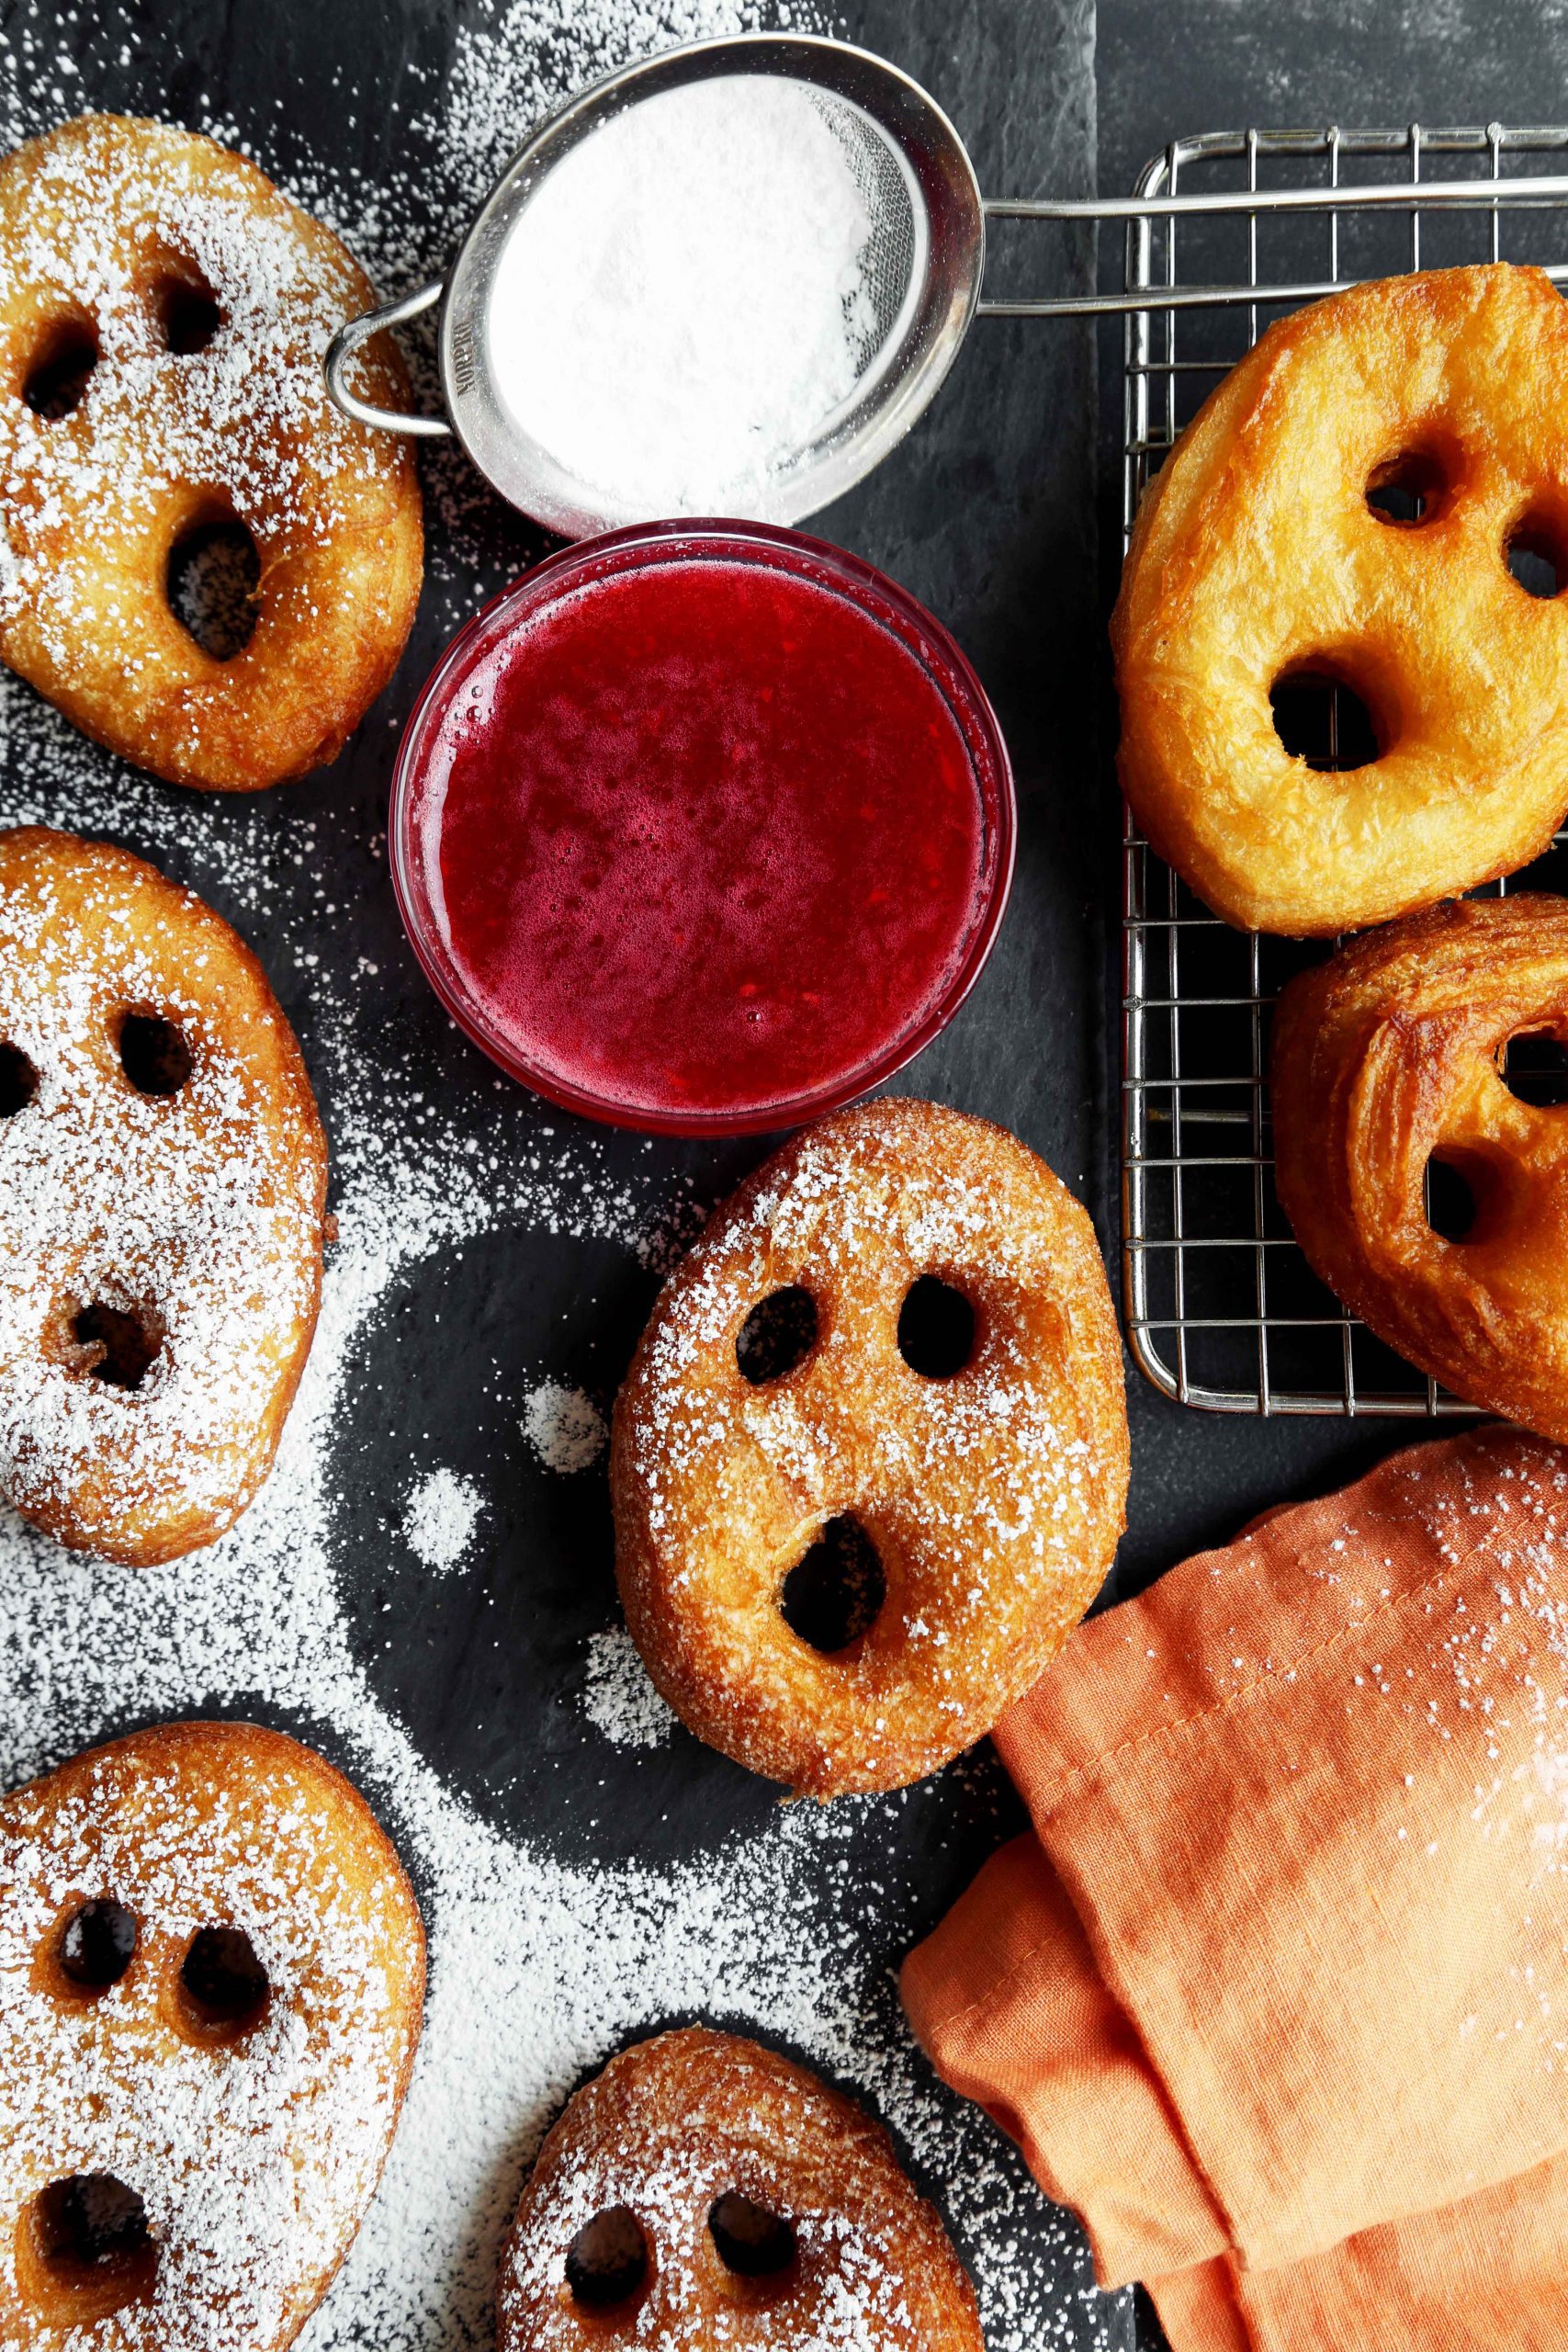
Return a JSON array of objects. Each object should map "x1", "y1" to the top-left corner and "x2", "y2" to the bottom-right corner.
[
  {"x1": 0, "y1": 1720, "x2": 424, "y2": 2347},
  {"x1": 611, "y1": 1097, "x2": 1130, "y2": 1796},
  {"x1": 497, "y1": 2027, "x2": 983, "y2": 2351},
  {"x1": 0, "y1": 113, "x2": 423, "y2": 791},
  {"x1": 0, "y1": 826, "x2": 327, "y2": 1564}
]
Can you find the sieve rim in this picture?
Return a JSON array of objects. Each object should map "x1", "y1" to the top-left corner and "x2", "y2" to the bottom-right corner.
[{"x1": 435, "y1": 35, "x2": 986, "y2": 538}]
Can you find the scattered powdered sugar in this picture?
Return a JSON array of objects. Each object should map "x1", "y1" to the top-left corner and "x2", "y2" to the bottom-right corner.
[
  {"x1": 584, "y1": 1623, "x2": 677, "y2": 1747},
  {"x1": 402, "y1": 1466, "x2": 484, "y2": 1575},
  {"x1": 523, "y1": 1377, "x2": 607, "y2": 1474},
  {"x1": 0, "y1": 5, "x2": 1122, "y2": 2348},
  {"x1": 487, "y1": 74, "x2": 874, "y2": 524}
]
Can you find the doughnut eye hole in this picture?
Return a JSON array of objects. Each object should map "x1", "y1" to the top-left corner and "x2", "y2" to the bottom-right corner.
[
  {"x1": 167, "y1": 514, "x2": 261, "y2": 662},
  {"x1": 17, "y1": 2175, "x2": 157, "y2": 2325},
  {"x1": 70, "y1": 1301, "x2": 164, "y2": 1393},
  {"x1": 0, "y1": 1041, "x2": 38, "y2": 1115},
  {"x1": 54, "y1": 1899, "x2": 138, "y2": 1994},
  {"x1": 1506, "y1": 514, "x2": 1568, "y2": 600},
  {"x1": 21, "y1": 311, "x2": 99, "y2": 421},
  {"x1": 118, "y1": 1012, "x2": 193, "y2": 1098},
  {"x1": 1269, "y1": 665, "x2": 1382, "y2": 773},
  {"x1": 707, "y1": 2192, "x2": 797, "y2": 2286},
  {"x1": 1499, "y1": 1029, "x2": 1568, "y2": 1106},
  {"x1": 154, "y1": 268, "x2": 222, "y2": 356},
  {"x1": 780, "y1": 1513, "x2": 886, "y2": 1655},
  {"x1": 737, "y1": 1285, "x2": 818, "y2": 1385},
  {"x1": 178, "y1": 1925, "x2": 270, "y2": 2041},
  {"x1": 1365, "y1": 447, "x2": 1449, "y2": 526},
  {"x1": 897, "y1": 1275, "x2": 976, "y2": 1379},
  {"x1": 1425, "y1": 1153, "x2": 1479, "y2": 1244},
  {"x1": 564, "y1": 2207, "x2": 649, "y2": 2312}
]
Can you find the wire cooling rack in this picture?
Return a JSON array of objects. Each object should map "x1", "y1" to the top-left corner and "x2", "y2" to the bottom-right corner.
[{"x1": 1120, "y1": 124, "x2": 1568, "y2": 1415}]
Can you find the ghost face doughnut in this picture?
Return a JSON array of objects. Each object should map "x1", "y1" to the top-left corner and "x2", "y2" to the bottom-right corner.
[
  {"x1": 0, "y1": 113, "x2": 423, "y2": 792},
  {"x1": 0, "y1": 826, "x2": 327, "y2": 1565},
  {"x1": 1272, "y1": 893, "x2": 1568, "y2": 1439},
  {"x1": 611, "y1": 1097, "x2": 1129, "y2": 1797},
  {"x1": 0, "y1": 1719, "x2": 424, "y2": 2349},
  {"x1": 1114, "y1": 264, "x2": 1568, "y2": 935},
  {"x1": 497, "y1": 2028, "x2": 983, "y2": 2352}
]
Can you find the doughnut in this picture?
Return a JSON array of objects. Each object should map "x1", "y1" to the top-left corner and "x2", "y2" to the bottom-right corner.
[
  {"x1": 0, "y1": 1719, "x2": 424, "y2": 2349},
  {"x1": 0, "y1": 824, "x2": 327, "y2": 1564},
  {"x1": 610, "y1": 1096, "x2": 1129, "y2": 1796},
  {"x1": 1113, "y1": 263, "x2": 1568, "y2": 935},
  {"x1": 0, "y1": 113, "x2": 423, "y2": 792},
  {"x1": 497, "y1": 2026, "x2": 983, "y2": 2351},
  {"x1": 1272, "y1": 892, "x2": 1568, "y2": 1439}
]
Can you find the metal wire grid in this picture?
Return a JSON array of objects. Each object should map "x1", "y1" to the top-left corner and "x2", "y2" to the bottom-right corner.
[{"x1": 1119, "y1": 123, "x2": 1568, "y2": 1415}]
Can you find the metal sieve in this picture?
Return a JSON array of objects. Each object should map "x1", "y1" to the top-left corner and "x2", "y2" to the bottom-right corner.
[{"x1": 325, "y1": 33, "x2": 1568, "y2": 539}]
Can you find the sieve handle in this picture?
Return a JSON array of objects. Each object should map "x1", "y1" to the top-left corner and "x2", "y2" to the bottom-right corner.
[{"x1": 324, "y1": 280, "x2": 454, "y2": 437}]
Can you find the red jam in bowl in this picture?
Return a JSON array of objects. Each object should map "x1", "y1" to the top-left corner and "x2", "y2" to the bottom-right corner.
[{"x1": 391, "y1": 523, "x2": 1014, "y2": 1133}]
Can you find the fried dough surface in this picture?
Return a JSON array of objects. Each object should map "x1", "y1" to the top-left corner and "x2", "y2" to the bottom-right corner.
[
  {"x1": 1272, "y1": 892, "x2": 1568, "y2": 1437},
  {"x1": 612, "y1": 1097, "x2": 1129, "y2": 1796},
  {"x1": 497, "y1": 2027, "x2": 983, "y2": 2352},
  {"x1": 0, "y1": 113, "x2": 422, "y2": 791},
  {"x1": 0, "y1": 1720, "x2": 425, "y2": 2350},
  {"x1": 0, "y1": 825, "x2": 327, "y2": 1563},
  {"x1": 1114, "y1": 264, "x2": 1568, "y2": 934}
]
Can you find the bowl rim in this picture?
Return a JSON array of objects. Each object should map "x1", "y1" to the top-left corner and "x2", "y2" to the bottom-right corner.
[{"x1": 389, "y1": 517, "x2": 1017, "y2": 1136}]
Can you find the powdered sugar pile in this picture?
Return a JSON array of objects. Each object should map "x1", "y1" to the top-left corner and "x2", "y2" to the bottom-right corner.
[
  {"x1": 584, "y1": 1623, "x2": 677, "y2": 1747},
  {"x1": 0, "y1": 4, "x2": 1122, "y2": 2348},
  {"x1": 487, "y1": 74, "x2": 874, "y2": 522},
  {"x1": 402, "y1": 1466, "x2": 484, "y2": 1573},
  {"x1": 523, "y1": 1377, "x2": 607, "y2": 1473}
]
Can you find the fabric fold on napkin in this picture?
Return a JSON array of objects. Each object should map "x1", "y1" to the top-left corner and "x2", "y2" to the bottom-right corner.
[{"x1": 902, "y1": 1425, "x2": 1568, "y2": 2352}]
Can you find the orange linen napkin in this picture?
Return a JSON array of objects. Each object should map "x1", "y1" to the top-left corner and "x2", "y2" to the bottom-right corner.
[{"x1": 902, "y1": 1425, "x2": 1568, "y2": 2351}]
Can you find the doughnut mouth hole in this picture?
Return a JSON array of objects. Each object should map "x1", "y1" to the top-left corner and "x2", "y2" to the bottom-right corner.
[
  {"x1": 17, "y1": 2176, "x2": 157, "y2": 2325},
  {"x1": 177, "y1": 1926, "x2": 270, "y2": 2041},
  {"x1": 707, "y1": 2193, "x2": 797, "y2": 2288},
  {"x1": 1365, "y1": 447, "x2": 1450, "y2": 526},
  {"x1": 21, "y1": 313, "x2": 99, "y2": 420},
  {"x1": 1506, "y1": 515, "x2": 1568, "y2": 600},
  {"x1": 780, "y1": 1514, "x2": 886, "y2": 1655},
  {"x1": 1426, "y1": 1153, "x2": 1480, "y2": 1243},
  {"x1": 1269, "y1": 665, "x2": 1383, "y2": 772},
  {"x1": 54, "y1": 1899, "x2": 138, "y2": 1994},
  {"x1": 1500, "y1": 1028, "x2": 1568, "y2": 1106},
  {"x1": 897, "y1": 1275, "x2": 976, "y2": 1378},
  {"x1": 564, "y1": 2207, "x2": 649, "y2": 2312},
  {"x1": 155, "y1": 269, "x2": 222, "y2": 356},
  {"x1": 737, "y1": 1285, "x2": 818, "y2": 1385},
  {"x1": 118, "y1": 1012, "x2": 193, "y2": 1097},
  {"x1": 0, "y1": 1041, "x2": 38, "y2": 1115},
  {"x1": 70, "y1": 1301, "x2": 164, "y2": 1393},
  {"x1": 167, "y1": 514, "x2": 261, "y2": 661}
]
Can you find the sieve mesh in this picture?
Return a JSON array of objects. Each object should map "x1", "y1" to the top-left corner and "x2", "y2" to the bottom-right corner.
[{"x1": 807, "y1": 87, "x2": 920, "y2": 380}]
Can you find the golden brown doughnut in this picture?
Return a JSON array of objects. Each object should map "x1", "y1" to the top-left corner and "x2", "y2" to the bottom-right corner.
[
  {"x1": 1113, "y1": 263, "x2": 1568, "y2": 935},
  {"x1": 0, "y1": 1719, "x2": 424, "y2": 2350},
  {"x1": 497, "y1": 2027, "x2": 983, "y2": 2352},
  {"x1": 0, "y1": 113, "x2": 423, "y2": 791},
  {"x1": 611, "y1": 1097, "x2": 1129, "y2": 1797},
  {"x1": 0, "y1": 825, "x2": 327, "y2": 1564},
  {"x1": 1272, "y1": 892, "x2": 1568, "y2": 1438}
]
